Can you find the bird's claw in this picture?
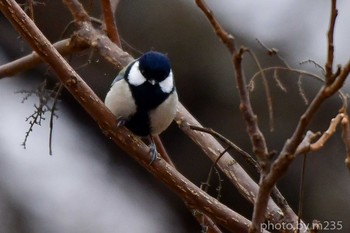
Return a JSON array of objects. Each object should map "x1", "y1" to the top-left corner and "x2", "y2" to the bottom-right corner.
[
  {"x1": 148, "y1": 136, "x2": 159, "y2": 165},
  {"x1": 116, "y1": 116, "x2": 127, "y2": 128},
  {"x1": 149, "y1": 142, "x2": 158, "y2": 165}
]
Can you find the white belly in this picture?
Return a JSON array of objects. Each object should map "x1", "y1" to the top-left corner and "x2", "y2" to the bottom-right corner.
[{"x1": 149, "y1": 91, "x2": 178, "y2": 135}]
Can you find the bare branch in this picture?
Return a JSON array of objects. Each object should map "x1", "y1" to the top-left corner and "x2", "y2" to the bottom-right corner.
[
  {"x1": 296, "y1": 113, "x2": 344, "y2": 155},
  {"x1": 298, "y1": 75, "x2": 309, "y2": 105},
  {"x1": 341, "y1": 113, "x2": 350, "y2": 170},
  {"x1": 49, "y1": 83, "x2": 63, "y2": 155},
  {"x1": 100, "y1": 0, "x2": 121, "y2": 47},
  {"x1": 0, "y1": 38, "x2": 87, "y2": 78},
  {"x1": 195, "y1": 0, "x2": 235, "y2": 54},
  {"x1": 310, "y1": 113, "x2": 344, "y2": 151},
  {"x1": 325, "y1": 0, "x2": 338, "y2": 84},
  {"x1": 247, "y1": 49, "x2": 274, "y2": 132},
  {"x1": 233, "y1": 48, "x2": 269, "y2": 167},
  {"x1": 256, "y1": 38, "x2": 291, "y2": 69}
]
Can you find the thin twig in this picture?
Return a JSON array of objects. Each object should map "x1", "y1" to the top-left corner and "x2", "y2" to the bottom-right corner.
[
  {"x1": 341, "y1": 113, "x2": 350, "y2": 171},
  {"x1": 153, "y1": 135, "x2": 175, "y2": 167},
  {"x1": 250, "y1": 65, "x2": 348, "y2": 106},
  {"x1": 49, "y1": 83, "x2": 63, "y2": 155},
  {"x1": 256, "y1": 38, "x2": 291, "y2": 69},
  {"x1": 297, "y1": 153, "x2": 308, "y2": 233},
  {"x1": 247, "y1": 49, "x2": 274, "y2": 132},
  {"x1": 201, "y1": 146, "x2": 230, "y2": 194},
  {"x1": 299, "y1": 59, "x2": 325, "y2": 73},
  {"x1": 298, "y1": 75, "x2": 309, "y2": 105},
  {"x1": 195, "y1": 0, "x2": 235, "y2": 54},
  {"x1": 100, "y1": 0, "x2": 121, "y2": 47},
  {"x1": 325, "y1": 0, "x2": 338, "y2": 84},
  {"x1": 190, "y1": 125, "x2": 260, "y2": 172}
]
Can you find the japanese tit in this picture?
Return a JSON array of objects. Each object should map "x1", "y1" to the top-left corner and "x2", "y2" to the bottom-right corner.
[{"x1": 104, "y1": 51, "x2": 178, "y2": 163}]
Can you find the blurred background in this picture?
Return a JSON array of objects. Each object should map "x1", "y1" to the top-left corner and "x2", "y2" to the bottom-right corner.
[{"x1": 0, "y1": 0, "x2": 349, "y2": 232}]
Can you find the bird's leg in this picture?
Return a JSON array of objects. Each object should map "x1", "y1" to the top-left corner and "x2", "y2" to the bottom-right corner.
[
  {"x1": 116, "y1": 116, "x2": 127, "y2": 127},
  {"x1": 148, "y1": 135, "x2": 158, "y2": 164}
]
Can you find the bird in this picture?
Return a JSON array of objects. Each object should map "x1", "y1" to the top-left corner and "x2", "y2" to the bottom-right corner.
[{"x1": 104, "y1": 51, "x2": 178, "y2": 164}]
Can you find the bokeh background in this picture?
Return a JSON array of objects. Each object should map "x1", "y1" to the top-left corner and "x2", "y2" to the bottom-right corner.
[{"x1": 0, "y1": 0, "x2": 349, "y2": 232}]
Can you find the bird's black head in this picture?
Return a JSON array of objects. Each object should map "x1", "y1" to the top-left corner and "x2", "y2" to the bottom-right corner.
[{"x1": 138, "y1": 51, "x2": 171, "y2": 83}]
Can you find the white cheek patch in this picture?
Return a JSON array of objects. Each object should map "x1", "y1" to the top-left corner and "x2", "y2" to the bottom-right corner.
[
  {"x1": 128, "y1": 61, "x2": 146, "y2": 86},
  {"x1": 159, "y1": 71, "x2": 174, "y2": 93}
]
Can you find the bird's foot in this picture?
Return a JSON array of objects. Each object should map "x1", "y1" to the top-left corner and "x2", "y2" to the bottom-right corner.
[
  {"x1": 148, "y1": 136, "x2": 158, "y2": 165},
  {"x1": 116, "y1": 116, "x2": 127, "y2": 127}
]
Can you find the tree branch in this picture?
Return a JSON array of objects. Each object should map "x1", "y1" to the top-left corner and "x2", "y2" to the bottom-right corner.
[
  {"x1": 325, "y1": 0, "x2": 338, "y2": 84},
  {"x1": 195, "y1": 0, "x2": 235, "y2": 54},
  {"x1": 0, "y1": 38, "x2": 87, "y2": 78},
  {"x1": 296, "y1": 113, "x2": 344, "y2": 155},
  {"x1": 100, "y1": 0, "x2": 121, "y2": 46},
  {"x1": 341, "y1": 113, "x2": 350, "y2": 171}
]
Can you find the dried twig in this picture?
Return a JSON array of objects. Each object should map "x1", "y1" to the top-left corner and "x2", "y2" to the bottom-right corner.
[
  {"x1": 325, "y1": 0, "x2": 338, "y2": 84},
  {"x1": 299, "y1": 59, "x2": 325, "y2": 73},
  {"x1": 195, "y1": 0, "x2": 235, "y2": 53},
  {"x1": 17, "y1": 79, "x2": 60, "y2": 149},
  {"x1": 256, "y1": 38, "x2": 291, "y2": 69},
  {"x1": 190, "y1": 125, "x2": 260, "y2": 172},
  {"x1": 294, "y1": 112, "x2": 344, "y2": 162},
  {"x1": 49, "y1": 83, "x2": 63, "y2": 155},
  {"x1": 341, "y1": 113, "x2": 350, "y2": 170},
  {"x1": 246, "y1": 49, "x2": 274, "y2": 132}
]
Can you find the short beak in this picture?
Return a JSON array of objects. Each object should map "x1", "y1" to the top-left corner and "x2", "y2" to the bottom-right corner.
[{"x1": 148, "y1": 79, "x2": 156, "y2": 85}]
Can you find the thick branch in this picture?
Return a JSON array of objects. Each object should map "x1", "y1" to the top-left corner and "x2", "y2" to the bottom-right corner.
[
  {"x1": 0, "y1": 38, "x2": 87, "y2": 78},
  {"x1": 233, "y1": 48, "x2": 269, "y2": 167}
]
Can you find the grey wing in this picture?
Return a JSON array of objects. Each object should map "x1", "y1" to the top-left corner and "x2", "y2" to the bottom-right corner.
[
  {"x1": 111, "y1": 66, "x2": 128, "y2": 86},
  {"x1": 105, "y1": 65, "x2": 137, "y2": 119},
  {"x1": 111, "y1": 59, "x2": 138, "y2": 86}
]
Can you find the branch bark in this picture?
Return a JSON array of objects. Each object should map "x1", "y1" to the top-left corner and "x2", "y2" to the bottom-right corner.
[
  {"x1": 100, "y1": 0, "x2": 121, "y2": 46},
  {"x1": 0, "y1": 38, "x2": 87, "y2": 78}
]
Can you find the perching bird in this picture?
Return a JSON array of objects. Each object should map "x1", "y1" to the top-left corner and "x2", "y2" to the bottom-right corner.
[{"x1": 104, "y1": 51, "x2": 178, "y2": 163}]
